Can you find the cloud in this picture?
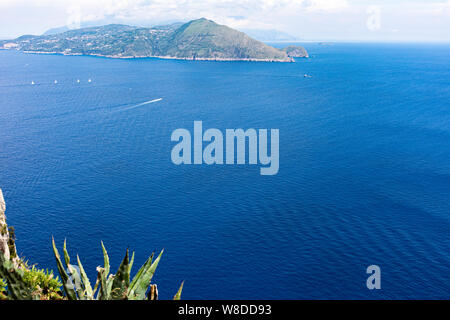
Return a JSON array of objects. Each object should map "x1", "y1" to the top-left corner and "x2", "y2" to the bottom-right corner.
[
  {"x1": 303, "y1": 0, "x2": 349, "y2": 13},
  {"x1": 0, "y1": 0, "x2": 350, "y2": 23},
  {"x1": 0, "y1": 0, "x2": 449, "y2": 41}
]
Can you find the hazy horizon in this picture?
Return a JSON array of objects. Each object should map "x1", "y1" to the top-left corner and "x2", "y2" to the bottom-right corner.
[{"x1": 0, "y1": 0, "x2": 449, "y2": 43}]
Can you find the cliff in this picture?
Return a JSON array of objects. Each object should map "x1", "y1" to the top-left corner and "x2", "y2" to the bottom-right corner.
[{"x1": 0, "y1": 189, "x2": 17, "y2": 261}]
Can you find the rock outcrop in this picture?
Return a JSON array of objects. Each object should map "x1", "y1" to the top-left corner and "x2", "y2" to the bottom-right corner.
[
  {"x1": 0, "y1": 189, "x2": 17, "y2": 261},
  {"x1": 282, "y1": 45, "x2": 309, "y2": 58},
  {"x1": 0, "y1": 189, "x2": 10, "y2": 260}
]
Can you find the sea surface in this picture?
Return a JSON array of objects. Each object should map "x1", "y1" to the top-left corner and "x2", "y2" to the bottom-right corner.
[{"x1": 0, "y1": 43, "x2": 449, "y2": 299}]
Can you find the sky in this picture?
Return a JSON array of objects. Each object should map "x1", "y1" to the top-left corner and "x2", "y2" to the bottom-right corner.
[{"x1": 0, "y1": 0, "x2": 449, "y2": 42}]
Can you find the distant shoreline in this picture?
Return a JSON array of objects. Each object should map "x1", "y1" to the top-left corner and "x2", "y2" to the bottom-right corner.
[{"x1": 0, "y1": 49, "x2": 297, "y2": 63}]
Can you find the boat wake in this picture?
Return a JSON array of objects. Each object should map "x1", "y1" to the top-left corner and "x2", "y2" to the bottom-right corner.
[{"x1": 115, "y1": 98, "x2": 163, "y2": 112}]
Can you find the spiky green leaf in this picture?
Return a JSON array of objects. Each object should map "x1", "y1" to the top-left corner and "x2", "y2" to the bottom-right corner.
[
  {"x1": 63, "y1": 239, "x2": 70, "y2": 266},
  {"x1": 76, "y1": 254, "x2": 93, "y2": 299},
  {"x1": 62, "y1": 240, "x2": 85, "y2": 299},
  {"x1": 101, "y1": 241, "x2": 110, "y2": 276},
  {"x1": 129, "y1": 250, "x2": 163, "y2": 300},
  {"x1": 111, "y1": 249, "x2": 130, "y2": 300},
  {"x1": 129, "y1": 252, "x2": 153, "y2": 293},
  {"x1": 51, "y1": 237, "x2": 77, "y2": 300},
  {"x1": 97, "y1": 267, "x2": 109, "y2": 300},
  {"x1": 129, "y1": 251, "x2": 135, "y2": 274},
  {"x1": 173, "y1": 281, "x2": 184, "y2": 300}
]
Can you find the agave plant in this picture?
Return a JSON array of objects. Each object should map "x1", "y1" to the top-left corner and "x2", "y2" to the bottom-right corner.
[
  {"x1": 0, "y1": 278, "x2": 7, "y2": 300},
  {"x1": 52, "y1": 238, "x2": 183, "y2": 300},
  {"x1": 0, "y1": 254, "x2": 38, "y2": 300}
]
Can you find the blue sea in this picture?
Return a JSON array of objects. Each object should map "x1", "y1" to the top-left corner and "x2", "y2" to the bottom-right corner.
[{"x1": 0, "y1": 43, "x2": 449, "y2": 299}]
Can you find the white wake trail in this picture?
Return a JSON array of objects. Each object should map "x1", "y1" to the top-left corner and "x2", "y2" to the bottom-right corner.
[{"x1": 116, "y1": 98, "x2": 163, "y2": 112}]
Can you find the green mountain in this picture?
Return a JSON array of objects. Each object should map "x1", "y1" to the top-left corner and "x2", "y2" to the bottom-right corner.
[
  {"x1": 0, "y1": 18, "x2": 308, "y2": 62},
  {"x1": 42, "y1": 26, "x2": 70, "y2": 36}
]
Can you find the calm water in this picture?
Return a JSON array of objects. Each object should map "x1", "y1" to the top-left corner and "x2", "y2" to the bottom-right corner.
[{"x1": 0, "y1": 43, "x2": 449, "y2": 299}]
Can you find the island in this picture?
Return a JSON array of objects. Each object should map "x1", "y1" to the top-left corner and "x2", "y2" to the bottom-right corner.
[
  {"x1": 282, "y1": 45, "x2": 310, "y2": 58},
  {"x1": 0, "y1": 18, "x2": 308, "y2": 62}
]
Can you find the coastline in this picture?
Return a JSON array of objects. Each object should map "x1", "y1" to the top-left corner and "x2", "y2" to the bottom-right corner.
[{"x1": 1, "y1": 49, "x2": 296, "y2": 62}]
